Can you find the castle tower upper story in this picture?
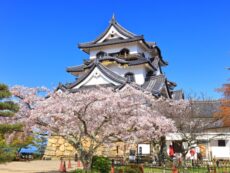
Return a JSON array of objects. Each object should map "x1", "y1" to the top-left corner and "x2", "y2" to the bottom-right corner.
[{"x1": 58, "y1": 16, "x2": 183, "y2": 100}]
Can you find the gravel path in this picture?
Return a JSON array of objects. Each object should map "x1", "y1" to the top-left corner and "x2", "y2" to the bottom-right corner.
[{"x1": 0, "y1": 160, "x2": 77, "y2": 173}]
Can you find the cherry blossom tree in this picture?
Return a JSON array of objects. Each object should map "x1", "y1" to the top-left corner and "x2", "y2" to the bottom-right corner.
[
  {"x1": 7, "y1": 85, "x2": 182, "y2": 170},
  {"x1": 0, "y1": 84, "x2": 44, "y2": 162},
  {"x1": 8, "y1": 86, "x2": 48, "y2": 141}
]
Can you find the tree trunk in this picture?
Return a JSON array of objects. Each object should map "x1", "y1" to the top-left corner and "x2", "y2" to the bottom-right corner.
[
  {"x1": 123, "y1": 144, "x2": 128, "y2": 164},
  {"x1": 81, "y1": 159, "x2": 92, "y2": 172},
  {"x1": 182, "y1": 150, "x2": 188, "y2": 168},
  {"x1": 158, "y1": 136, "x2": 167, "y2": 166},
  {"x1": 79, "y1": 151, "x2": 94, "y2": 172}
]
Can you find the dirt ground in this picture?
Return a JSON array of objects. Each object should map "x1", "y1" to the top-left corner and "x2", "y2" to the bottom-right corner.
[{"x1": 0, "y1": 160, "x2": 77, "y2": 173}]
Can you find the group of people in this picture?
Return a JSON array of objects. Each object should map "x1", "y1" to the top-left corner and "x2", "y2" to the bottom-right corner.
[
  {"x1": 169, "y1": 144, "x2": 203, "y2": 162},
  {"x1": 15, "y1": 152, "x2": 34, "y2": 161}
]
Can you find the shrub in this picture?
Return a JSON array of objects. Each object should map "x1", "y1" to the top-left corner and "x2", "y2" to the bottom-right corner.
[
  {"x1": 0, "y1": 151, "x2": 15, "y2": 163},
  {"x1": 75, "y1": 169, "x2": 84, "y2": 173},
  {"x1": 124, "y1": 167, "x2": 139, "y2": 173},
  {"x1": 91, "y1": 156, "x2": 111, "y2": 173},
  {"x1": 115, "y1": 165, "x2": 143, "y2": 173},
  {"x1": 115, "y1": 168, "x2": 123, "y2": 173},
  {"x1": 126, "y1": 165, "x2": 143, "y2": 173}
]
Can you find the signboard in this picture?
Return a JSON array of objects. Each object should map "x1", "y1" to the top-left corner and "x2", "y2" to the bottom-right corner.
[{"x1": 137, "y1": 144, "x2": 150, "y2": 155}]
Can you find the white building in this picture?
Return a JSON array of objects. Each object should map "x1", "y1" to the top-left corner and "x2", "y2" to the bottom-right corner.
[{"x1": 166, "y1": 132, "x2": 230, "y2": 160}]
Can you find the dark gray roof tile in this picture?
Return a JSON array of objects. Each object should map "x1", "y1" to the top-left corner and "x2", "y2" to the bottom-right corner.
[
  {"x1": 78, "y1": 36, "x2": 143, "y2": 49},
  {"x1": 67, "y1": 55, "x2": 156, "y2": 74},
  {"x1": 67, "y1": 61, "x2": 94, "y2": 73},
  {"x1": 142, "y1": 75, "x2": 166, "y2": 94}
]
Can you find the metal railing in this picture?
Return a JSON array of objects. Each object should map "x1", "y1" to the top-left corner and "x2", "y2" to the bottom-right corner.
[{"x1": 113, "y1": 160, "x2": 230, "y2": 173}]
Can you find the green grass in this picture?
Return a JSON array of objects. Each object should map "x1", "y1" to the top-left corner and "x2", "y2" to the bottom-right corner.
[
  {"x1": 144, "y1": 166, "x2": 230, "y2": 173},
  {"x1": 70, "y1": 166, "x2": 230, "y2": 173}
]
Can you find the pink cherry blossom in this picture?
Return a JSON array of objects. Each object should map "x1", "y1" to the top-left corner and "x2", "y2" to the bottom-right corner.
[{"x1": 2, "y1": 85, "x2": 188, "y2": 169}]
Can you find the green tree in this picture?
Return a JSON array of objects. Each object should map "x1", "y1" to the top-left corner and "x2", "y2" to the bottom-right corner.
[{"x1": 0, "y1": 83, "x2": 22, "y2": 162}]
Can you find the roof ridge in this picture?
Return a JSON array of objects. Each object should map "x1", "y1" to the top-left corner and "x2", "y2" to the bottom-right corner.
[{"x1": 114, "y1": 20, "x2": 137, "y2": 37}]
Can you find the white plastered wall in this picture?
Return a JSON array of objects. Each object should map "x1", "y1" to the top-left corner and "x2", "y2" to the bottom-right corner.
[
  {"x1": 73, "y1": 67, "x2": 120, "y2": 89},
  {"x1": 210, "y1": 139, "x2": 230, "y2": 159},
  {"x1": 107, "y1": 64, "x2": 148, "y2": 85},
  {"x1": 89, "y1": 43, "x2": 140, "y2": 60}
]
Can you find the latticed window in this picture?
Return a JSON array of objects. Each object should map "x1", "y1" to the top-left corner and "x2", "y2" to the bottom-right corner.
[{"x1": 120, "y1": 48, "x2": 130, "y2": 57}]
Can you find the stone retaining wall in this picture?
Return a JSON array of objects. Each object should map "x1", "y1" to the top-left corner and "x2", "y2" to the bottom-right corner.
[
  {"x1": 43, "y1": 136, "x2": 138, "y2": 160},
  {"x1": 43, "y1": 136, "x2": 76, "y2": 159}
]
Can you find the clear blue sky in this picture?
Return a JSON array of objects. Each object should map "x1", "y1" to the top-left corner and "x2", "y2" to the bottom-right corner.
[{"x1": 0, "y1": 0, "x2": 229, "y2": 99}]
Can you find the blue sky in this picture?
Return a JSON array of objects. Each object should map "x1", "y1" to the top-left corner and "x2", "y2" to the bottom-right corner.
[{"x1": 0, "y1": 0, "x2": 229, "y2": 99}]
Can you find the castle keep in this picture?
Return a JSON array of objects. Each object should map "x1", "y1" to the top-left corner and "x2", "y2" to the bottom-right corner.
[{"x1": 44, "y1": 15, "x2": 183, "y2": 159}]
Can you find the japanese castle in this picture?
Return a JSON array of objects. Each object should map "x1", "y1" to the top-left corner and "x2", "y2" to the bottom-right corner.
[
  {"x1": 57, "y1": 15, "x2": 183, "y2": 100},
  {"x1": 44, "y1": 16, "x2": 230, "y2": 161}
]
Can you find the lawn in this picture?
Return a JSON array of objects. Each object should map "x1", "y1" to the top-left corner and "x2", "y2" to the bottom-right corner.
[
  {"x1": 71, "y1": 165, "x2": 230, "y2": 173},
  {"x1": 144, "y1": 166, "x2": 230, "y2": 173}
]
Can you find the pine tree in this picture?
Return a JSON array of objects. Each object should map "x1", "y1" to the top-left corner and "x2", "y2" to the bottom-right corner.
[
  {"x1": 0, "y1": 83, "x2": 21, "y2": 162},
  {"x1": 0, "y1": 83, "x2": 21, "y2": 132}
]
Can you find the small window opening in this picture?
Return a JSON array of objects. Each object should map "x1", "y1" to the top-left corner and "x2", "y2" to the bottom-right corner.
[
  {"x1": 218, "y1": 140, "x2": 226, "y2": 147},
  {"x1": 125, "y1": 72, "x2": 135, "y2": 83},
  {"x1": 120, "y1": 48, "x2": 130, "y2": 58},
  {"x1": 96, "y1": 51, "x2": 107, "y2": 58}
]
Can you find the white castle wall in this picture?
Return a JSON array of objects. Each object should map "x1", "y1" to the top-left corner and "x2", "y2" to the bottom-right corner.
[
  {"x1": 89, "y1": 43, "x2": 139, "y2": 60},
  {"x1": 107, "y1": 64, "x2": 148, "y2": 85},
  {"x1": 86, "y1": 42, "x2": 154, "y2": 86},
  {"x1": 89, "y1": 42, "x2": 151, "y2": 60}
]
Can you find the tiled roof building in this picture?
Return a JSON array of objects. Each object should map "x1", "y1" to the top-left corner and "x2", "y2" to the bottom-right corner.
[{"x1": 58, "y1": 15, "x2": 183, "y2": 99}]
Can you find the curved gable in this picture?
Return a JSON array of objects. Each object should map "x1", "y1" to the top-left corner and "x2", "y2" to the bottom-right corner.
[{"x1": 73, "y1": 67, "x2": 121, "y2": 89}]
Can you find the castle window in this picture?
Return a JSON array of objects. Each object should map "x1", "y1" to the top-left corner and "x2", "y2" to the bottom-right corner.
[
  {"x1": 96, "y1": 51, "x2": 107, "y2": 58},
  {"x1": 125, "y1": 72, "x2": 135, "y2": 83},
  {"x1": 142, "y1": 53, "x2": 145, "y2": 58},
  {"x1": 120, "y1": 48, "x2": 130, "y2": 58},
  {"x1": 218, "y1": 140, "x2": 226, "y2": 147}
]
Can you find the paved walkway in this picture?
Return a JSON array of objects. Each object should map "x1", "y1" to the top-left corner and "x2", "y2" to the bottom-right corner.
[{"x1": 0, "y1": 160, "x2": 77, "y2": 173}]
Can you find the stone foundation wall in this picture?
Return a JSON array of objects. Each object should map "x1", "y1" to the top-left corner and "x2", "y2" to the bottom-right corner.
[
  {"x1": 43, "y1": 136, "x2": 76, "y2": 159},
  {"x1": 43, "y1": 136, "x2": 138, "y2": 160}
]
